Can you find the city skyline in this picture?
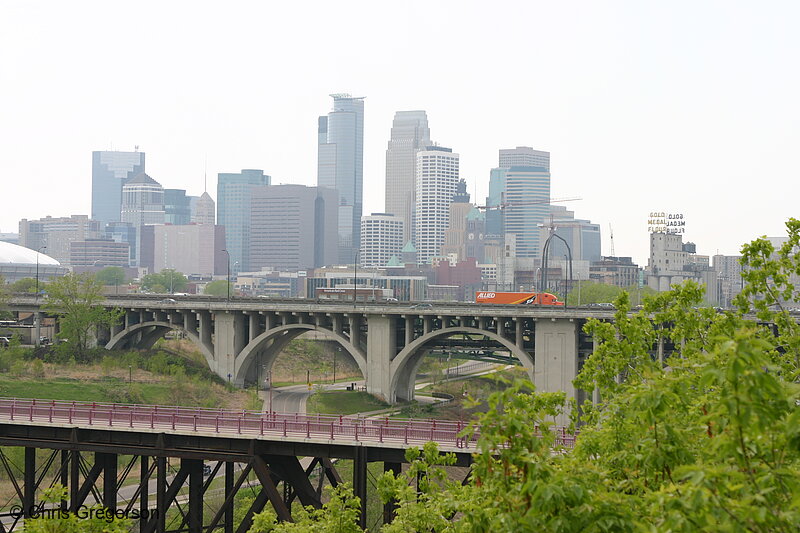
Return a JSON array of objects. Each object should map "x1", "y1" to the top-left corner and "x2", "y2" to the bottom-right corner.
[{"x1": 1, "y1": 1, "x2": 798, "y2": 267}]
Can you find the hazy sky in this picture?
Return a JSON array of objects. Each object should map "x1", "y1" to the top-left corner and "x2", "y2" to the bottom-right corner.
[{"x1": 2, "y1": 1, "x2": 798, "y2": 265}]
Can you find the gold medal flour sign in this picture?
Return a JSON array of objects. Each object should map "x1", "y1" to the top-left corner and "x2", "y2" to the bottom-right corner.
[{"x1": 648, "y1": 212, "x2": 686, "y2": 234}]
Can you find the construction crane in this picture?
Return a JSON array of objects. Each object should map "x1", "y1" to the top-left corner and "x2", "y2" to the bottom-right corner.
[
  {"x1": 609, "y1": 224, "x2": 615, "y2": 257},
  {"x1": 474, "y1": 196, "x2": 581, "y2": 211}
]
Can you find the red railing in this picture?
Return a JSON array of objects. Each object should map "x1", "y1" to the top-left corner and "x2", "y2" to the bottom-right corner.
[{"x1": 0, "y1": 397, "x2": 577, "y2": 450}]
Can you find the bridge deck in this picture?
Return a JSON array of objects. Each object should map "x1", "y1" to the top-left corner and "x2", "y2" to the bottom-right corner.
[{"x1": 0, "y1": 397, "x2": 576, "y2": 451}]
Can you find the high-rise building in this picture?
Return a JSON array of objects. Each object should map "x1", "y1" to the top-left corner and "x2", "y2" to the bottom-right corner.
[
  {"x1": 121, "y1": 173, "x2": 165, "y2": 266},
  {"x1": 441, "y1": 179, "x2": 473, "y2": 261},
  {"x1": 19, "y1": 215, "x2": 103, "y2": 265},
  {"x1": 415, "y1": 146, "x2": 460, "y2": 264},
  {"x1": 148, "y1": 224, "x2": 224, "y2": 277},
  {"x1": 217, "y1": 169, "x2": 270, "y2": 273},
  {"x1": 164, "y1": 189, "x2": 192, "y2": 225},
  {"x1": 499, "y1": 146, "x2": 550, "y2": 171},
  {"x1": 70, "y1": 239, "x2": 130, "y2": 268},
  {"x1": 104, "y1": 222, "x2": 136, "y2": 266},
  {"x1": 317, "y1": 94, "x2": 365, "y2": 264},
  {"x1": 503, "y1": 166, "x2": 550, "y2": 258},
  {"x1": 249, "y1": 185, "x2": 338, "y2": 272},
  {"x1": 191, "y1": 192, "x2": 215, "y2": 225},
  {"x1": 385, "y1": 111, "x2": 431, "y2": 244},
  {"x1": 91, "y1": 150, "x2": 146, "y2": 226},
  {"x1": 540, "y1": 205, "x2": 602, "y2": 263},
  {"x1": 360, "y1": 214, "x2": 404, "y2": 268}
]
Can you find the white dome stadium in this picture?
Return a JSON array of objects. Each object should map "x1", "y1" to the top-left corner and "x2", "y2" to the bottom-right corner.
[
  {"x1": 0, "y1": 241, "x2": 60, "y2": 266},
  {"x1": 0, "y1": 241, "x2": 66, "y2": 283}
]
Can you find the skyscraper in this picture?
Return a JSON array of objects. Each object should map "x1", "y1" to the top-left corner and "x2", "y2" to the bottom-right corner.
[
  {"x1": 121, "y1": 173, "x2": 165, "y2": 266},
  {"x1": 385, "y1": 111, "x2": 431, "y2": 244},
  {"x1": 217, "y1": 169, "x2": 270, "y2": 273},
  {"x1": 317, "y1": 94, "x2": 365, "y2": 264},
  {"x1": 249, "y1": 185, "x2": 337, "y2": 271},
  {"x1": 415, "y1": 146, "x2": 460, "y2": 264},
  {"x1": 499, "y1": 146, "x2": 550, "y2": 171},
  {"x1": 360, "y1": 214, "x2": 404, "y2": 268},
  {"x1": 191, "y1": 192, "x2": 216, "y2": 225},
  {"x1": 164, "y1": 189, "x2": 192, "y2": 225},
  {"x1": 91, "y1": 150, "x2": 146, "y2": 227},
  {"x1": 503, "y1": 166, "x2": 550, "y2": 258}
]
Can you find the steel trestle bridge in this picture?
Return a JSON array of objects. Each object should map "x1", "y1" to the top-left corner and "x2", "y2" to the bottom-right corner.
[{"x1": 0, "y1": 397, "x2": 575, "y2": 532}]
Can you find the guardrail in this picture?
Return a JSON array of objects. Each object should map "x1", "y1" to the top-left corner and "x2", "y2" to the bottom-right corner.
[
  {"x1": 0, "y1": 397, "x2": 479, "y2": 449},
  {"x1": 0, "y1": 397, "x2": 577, "y2": 450}
]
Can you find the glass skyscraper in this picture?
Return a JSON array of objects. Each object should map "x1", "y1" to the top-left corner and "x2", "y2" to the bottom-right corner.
[
  {"x1": 384, "y1": 111, "x2": 431, "y2": 244},
  {"x1": 503, "y1": 166, "x2": 551, "y2": 258},
  {"x1": 217, "y1": 169, "x2": 270, "y2": 273},
  {"x1": 91, "y1": 150, "x2": 146, "y2": 227},
  {"x1": 317, "y1": 94, "x2": 365, "y2": 265}
]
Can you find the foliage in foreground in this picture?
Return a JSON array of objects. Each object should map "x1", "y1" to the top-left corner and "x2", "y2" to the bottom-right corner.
[
  {"x1": 44, "y1": 272, "x2": 123, "y2": 359},
  {"x1": 244, "y1": 219, "x2": 800, "y2": 532}
]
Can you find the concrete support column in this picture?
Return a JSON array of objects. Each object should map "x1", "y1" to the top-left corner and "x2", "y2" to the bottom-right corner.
[
  {"x1": 214, "y1": 312, "x2": 244, "y2": 385},
  {"x1": 125, "y1": 312, "x2": 135, "y2": 329},
  {"x1": 423, "y1": 316, "x2": 432, "y2": 335},
  {"x1": 249, "y1": 313, "x2": 263, "y2": 342},
  {"x1": 365, "y1": 315, "x2": 397, "y2": 402},
  {"x1": 348, "y1": 315, "x2": 362, "y2": 350},
  {"x1": 404, "y1": 317, "x2": 413, "y2": 347},
  {"x1": 265, "y1": 313, "x2": 277, "y2": 331},
  {"x1": 478, "y1": 316, "x2": 487, "y2": 330},
  {"x1": 111, "y1": 320, "x2": 124, "y2": 337},
  {"x1": 496, "y1": 317, "x2": 505, "y2": 340},
  {"x1": 183, "y1": 311, "x2": 198, "y2": 337},
  {"x1": 332, "y1": 314, "x2": 343, "y2": 335},
  {"x1": 199, "y1": 311, "x2": 212, "y2": 351},
  {"x1": 534, "y1": 318, "x2": 579, "y2": 426},
  {"x1": 515, "y1": 318, "x2": 523, "y2": 349}
]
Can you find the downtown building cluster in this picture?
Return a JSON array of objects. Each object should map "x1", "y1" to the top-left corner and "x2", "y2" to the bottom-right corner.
[{"x1": 2, "y1": 94, "x2": 779, "y2": 305}]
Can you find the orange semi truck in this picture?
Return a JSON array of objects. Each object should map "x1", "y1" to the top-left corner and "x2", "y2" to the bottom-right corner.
[{"x1": 475, "y1": 291, "x2": 564, "y2": 306}]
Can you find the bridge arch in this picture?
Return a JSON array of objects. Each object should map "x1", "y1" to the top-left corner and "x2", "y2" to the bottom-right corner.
[
  {"x1": 106, "y1": 321, "x2": 215, "y2": 371},
  {"x1": 389, "y1": 326, "x2": 534, "y2": 403},
  {"x1": 234, "y1": 324, "x2": 367, "y2": 385}
]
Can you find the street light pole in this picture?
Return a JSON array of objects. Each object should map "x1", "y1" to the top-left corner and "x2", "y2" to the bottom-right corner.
[
  {"x1": 222, "y1": 249, "x2": 231, "y2": 301},
  {"x1": 35, "y1": 246, "x2": 46, "y2": 298}
]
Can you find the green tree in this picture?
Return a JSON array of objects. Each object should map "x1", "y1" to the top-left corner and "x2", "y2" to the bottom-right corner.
[
  {"x1": 96, "y1": 266, "x2": 126, "y2": 288},
  {"x1": 204, "y1": 279, "x2": 232, "y2": 297},
  {"x1": 140, "y1": 269, "x2": 188, "y2": 293},
  {"x1": 247, "y1": 219, "x2": 800, "y2": 533},
  {"x1": 44, "y1": 272, "x2": 123, "y2": 360},
  {"x1": 566, "y1": 280, "x2": 623, "y2": 306},
  {"x1": 11, "y1": 277, "x2": 38, "y2": 293}
]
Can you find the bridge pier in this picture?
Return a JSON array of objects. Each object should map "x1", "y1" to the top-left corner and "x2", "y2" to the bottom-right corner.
[
  {"x1": 365, "y1": 315, "x2": 397, "y2": 402},
  {"x1": 534, "y1": 318, "x2": 579, "y2": 425}
]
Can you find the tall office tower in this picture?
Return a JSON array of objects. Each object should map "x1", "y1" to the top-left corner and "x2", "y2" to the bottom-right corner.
[
  {"x1": 317, "y1": 94, "x2": 365, "y2": 264},
  {"x1": 441, "y1": 179, "x2": 473, "y2": 261},
  {"x1": 191, "y1": 192, "x2": 215, "y2": 225},
  {"x1": 91, "y1": 150, "x2": 146, "y2": 226},
  {"x1": 360, "y1": 214, "x2": 404, "y2": 268},
  {"x1": 385, "y1": 111, "x2": 431, "y2": 244},
  {"x1": 540, "y1": 205, "x2": 602, "y2": 262},
  {"x1": 104, "y1": 222, "x2": 136, "y2": 266},
  {"x1": 499, "y1": 146, "x2": 550, "y2": 171},
  {"x1": 503, "y1": 166, "x2": 550, "y2": 258},
  {"x1": 217, "y1": 169, "x2": 270, "y2": 273},
  {"x1": 164, "y1": 189, "x2": 192, "y2": 225},
  {"x1": 485, "y1": 167, "x2": 507, "y2": 237},
  {"x1": 415, "y1": 146, "x2": 460, "y2": 264},
  {"x1": 19, "y1": 215, "x2": 103, "y2": 265},
  {"x1": 150, "y1": 224, "x2": 222, "y2": 277},
  {"x1": 121, "y1": 173, "x2": 165, "y2": 266},
  {"x1": 249, "y1": 185, "x2": 338, "y2": 271}
]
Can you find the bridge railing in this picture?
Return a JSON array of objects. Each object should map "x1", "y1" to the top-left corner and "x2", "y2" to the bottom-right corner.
[{"x1": 0, "y1": 397, "x2": 577, "y2": 450}]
